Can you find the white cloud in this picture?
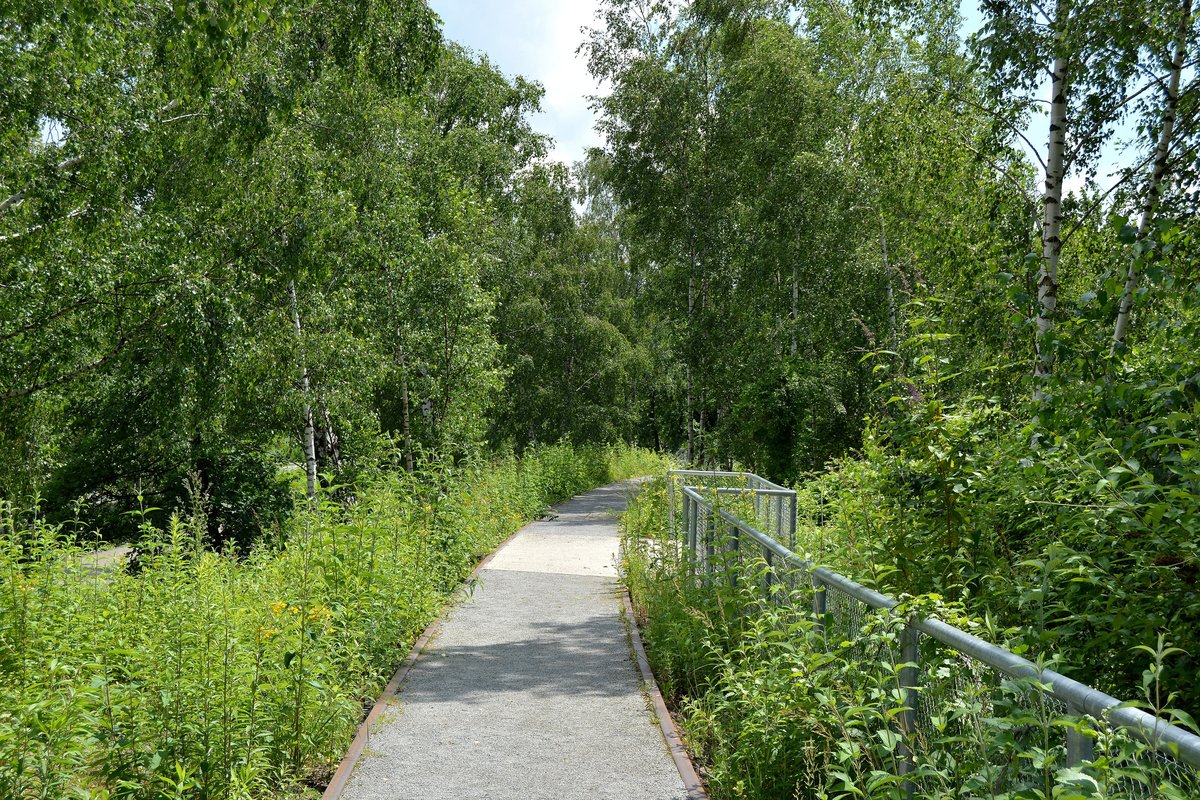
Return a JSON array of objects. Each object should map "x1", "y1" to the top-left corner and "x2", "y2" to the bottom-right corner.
[
  {"x1": 531, "y1": 2, "x2": 606, "y2": 164},
  {"x1": 430, "y1": 0, "x2": 607, "y2": 166}
]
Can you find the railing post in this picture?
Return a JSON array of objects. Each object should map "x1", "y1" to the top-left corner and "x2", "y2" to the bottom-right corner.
[
  {"x1": 897, "y1": 620, "x2": 920, "y2": 798},
  {"x1": 728, "y1": 520, "x2": 739, "y2": 591},
  {"x1": 704, "y1": 508, "x2": 715, "y2": 584},
  {"x1": 1065, "y1": 703, "x2": 1095, "y2": 766},
  {"x1": 787, "y1": 497, "x2": 797, "y2": 548},
  {"x1": 660, "y1": 471, "x2": 1200, "y2": 783},
  {"x1": 682, "y1": 492, "x2": 691, "y2": 546},
  {"x1": 763, "y1": 548, "x2": 774, "y2": 598},
  {"x1": 683, "y1": 493, "x2": 694, "y2": 574},
  {"x1": 667, "y1": 471, "x2": 676, "y2": 537},
  {"x1": 811, "y1": 573, "x2": 827, "y2": 638},
  {"x1": 772, "y1": 495, "x2": 782, "y2": 542}
]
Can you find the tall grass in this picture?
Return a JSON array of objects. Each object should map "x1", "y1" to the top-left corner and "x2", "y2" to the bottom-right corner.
[{"x1": 0, "y1": 443, "x2": 670, "y2": 799}]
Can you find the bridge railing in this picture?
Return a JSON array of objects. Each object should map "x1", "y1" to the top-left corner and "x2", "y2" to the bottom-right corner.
[{"x1": 668, "y1": 469, "x2": 1200, "y2": 796}]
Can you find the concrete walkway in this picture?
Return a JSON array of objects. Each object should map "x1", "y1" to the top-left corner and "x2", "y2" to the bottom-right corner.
[{"x1": 338, "y1": 480, "x2": 689, "y2": 800}]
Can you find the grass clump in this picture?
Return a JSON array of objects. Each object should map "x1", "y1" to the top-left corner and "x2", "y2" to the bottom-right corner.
[{"x1": 0, "y1": 443, "x2": 669, "y2": 799}]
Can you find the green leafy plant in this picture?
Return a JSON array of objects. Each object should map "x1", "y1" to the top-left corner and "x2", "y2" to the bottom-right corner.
[
  {"x1": 0, "y1": 444, "x2": 670, "y2": 799},
  {"x1": 621, "y1": 482, "x2": 1200, "y2": 800}
]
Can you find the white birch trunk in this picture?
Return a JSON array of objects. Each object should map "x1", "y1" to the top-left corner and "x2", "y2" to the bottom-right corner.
[
  {"x1": 791, "y1": 261, "x2": 799, "y2": 358},
  {"x1": 881, "y1": 217, "x2": 896, "y2": 347},
  {"x1": 1034, "y1": 53, "x2": 1070, "y2": 397},
  {"x1": 289, "y1": 283, "x2": 318, "y2": 503},
  {"x1": 1112, "y1": 0, "x2": 1191, "y2": 350},
  {"x1": 398, "y1": 348, "x2": 415, "y2": 473}
]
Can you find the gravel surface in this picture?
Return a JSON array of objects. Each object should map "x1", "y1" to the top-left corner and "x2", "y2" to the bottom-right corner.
[{"x1": 340, "y1": 480, "x2": 688, "y2": 800}]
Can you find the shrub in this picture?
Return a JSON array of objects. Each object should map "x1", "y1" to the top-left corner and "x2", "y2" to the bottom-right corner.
[
  {"x1": 0, "y1": 443, "x2": 670, "y2": 799},
  {"x1": 621, "y1": 479, "x2": 1200, "y2": 800}
]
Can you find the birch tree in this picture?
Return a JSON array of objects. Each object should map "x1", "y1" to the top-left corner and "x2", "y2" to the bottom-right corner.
[
  {"x1": 1111, "y1": 0, "x2": 1195, "y2": 348},
  {"x1": 586, "y1": 0, "x2": 725, "y2": 464},
  {"x1": 0, "y1": 0, "x2": 510, "y2": 537},
  {"x1": 973, "y1": 0, "x2": 1181, "y2": 391}
]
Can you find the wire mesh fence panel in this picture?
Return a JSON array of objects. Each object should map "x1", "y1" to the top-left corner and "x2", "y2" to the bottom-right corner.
[
  {"x1": 694, "y1": 500, "x2": 711, "y2": 577},
  {"x1": 669, "y1": 471, "x2": 1200, "y2": 797},
  {"x1": 982, "y1": 670, "x2": 1071, "y2": 791},
  {"x1": 1108, "y1": 745, "x2": 1200, "y2": 799},
  {"x1": 909, "y1": 642, "x2": 1000, "y2": 789},
  {"x1": 671, "y1": 469, "x2": 798, "y2": 547},
  {"x1": 825, "y1": 584, "x2": 871, "y2": 660}
]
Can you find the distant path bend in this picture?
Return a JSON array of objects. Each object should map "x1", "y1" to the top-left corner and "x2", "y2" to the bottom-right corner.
[{"x1": 336, "y1": 479, "x2": 691, "y2": 800}]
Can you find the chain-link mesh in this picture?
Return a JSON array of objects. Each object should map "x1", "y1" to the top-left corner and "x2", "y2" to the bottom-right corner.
[
  {"x1": 1109, "y1": 746, "x2": 1200, "y2": 798},
  {"x1": 825, "y1": 584, "x2": 868, "y2": 654},
  {"x1": 672, "y1": 473, "x2": 1200, "y2": 797}
]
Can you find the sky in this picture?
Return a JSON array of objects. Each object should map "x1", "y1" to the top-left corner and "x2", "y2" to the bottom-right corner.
[
  {"x1": 428, "y1": 0, "x2": 604, "y2": 166},
  {"x1": 428, "y1": 0, "x2": 1127, "y2": 195},
  {"x1": 428, "y1": 1, "x2": 999, "y2": 170}
]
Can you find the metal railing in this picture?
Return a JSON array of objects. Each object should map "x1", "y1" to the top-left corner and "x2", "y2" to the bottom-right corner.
[
  {"x1": 667, "y1": 469, "x2": 796, "y2": 545},
  {"x1": 669, "y1": 469, "x2": 1200, "y2": 795}
]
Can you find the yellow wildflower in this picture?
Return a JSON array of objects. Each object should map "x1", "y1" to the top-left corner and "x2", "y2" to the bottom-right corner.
[{"x1": 269, "y1": 601, "x2": 287, "y2": 616}]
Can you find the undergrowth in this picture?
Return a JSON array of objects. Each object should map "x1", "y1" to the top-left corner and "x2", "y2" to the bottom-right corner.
[
  {"x1": 0, "y1": 443, "x2": 670, "y2": 799},
  {"x1": 621, "y1": 477, "x2": 1200, "y2": 800}
]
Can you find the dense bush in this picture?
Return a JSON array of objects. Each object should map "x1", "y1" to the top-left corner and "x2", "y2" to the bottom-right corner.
[
  {"x1": 0, "y1": 443, "x2": 669, "y2": 799},
  {"x1": 786, "y1": 370, "x2": 1200, "y2": 715},
  {"x1": 622, "y1": 478, "x2": 1200, "y2": 800}
]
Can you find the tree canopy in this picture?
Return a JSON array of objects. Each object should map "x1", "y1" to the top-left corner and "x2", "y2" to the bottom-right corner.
[{"x1": 4, "y1": 0, "x2": 1200, "y2": 712}]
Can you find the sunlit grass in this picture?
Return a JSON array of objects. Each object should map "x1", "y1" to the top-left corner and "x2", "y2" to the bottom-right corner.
[{"x1": 0, "y1": 443, "x2": 670, "y2": 799}]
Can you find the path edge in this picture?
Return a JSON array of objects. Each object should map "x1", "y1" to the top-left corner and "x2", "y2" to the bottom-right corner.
[
  {"x1": 320, "y1": 524, "x2": 524, "y2": 799},
  {"x1": 621, "y1": 588, "x2": 710, "y2": 800}
]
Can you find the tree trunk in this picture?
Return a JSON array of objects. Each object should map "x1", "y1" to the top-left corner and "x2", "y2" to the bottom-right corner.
[
  {"x1": 318, "y1": 402, "x2": 342, "y2": 472},
  {"x1": 685, "y1": 365, "x2": 694, "y2": 464},
  {"x1": 288, "y1": 283, "x2": 318, "y2": 503},
  {"x1": 398, "y1": 347, "x2": 415, "y2": 473},
  {"x1": 881, "y1": 216, "x2": 897, "y2": 348},
  {"x1": 686, "y1": 263, "x2": 696, "y2": 464},
  {"x1": 649, "y1": 391, "x2": 660, "y2": 451},
  {"x1": 1034, "y1": 52, "x2": 1070, "y2": 398},
  {"x1": 1112, "y1": 0, "x2": 1191, "y2": 350},
  {"x1": 791, "y1": 260, "x2": 799, "y2": 358},
  {"x1": 628, "y1": 376, "x2": 637, "y2": 443}
]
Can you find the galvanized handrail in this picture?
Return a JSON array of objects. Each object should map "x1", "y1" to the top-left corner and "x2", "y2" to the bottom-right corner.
[
  {"x1": 667, "y1": 469, "x2": 796, "y2": 545},
  {"x1": 672, "y1": 471, "x2": 1200, "y2": 776}
]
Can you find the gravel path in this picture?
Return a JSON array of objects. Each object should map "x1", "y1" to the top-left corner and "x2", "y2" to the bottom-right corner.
[{"x1": 338, "y1": 480, "x2": 688, "y2": 800}]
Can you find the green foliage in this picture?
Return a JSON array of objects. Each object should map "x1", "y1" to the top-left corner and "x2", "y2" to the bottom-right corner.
[
  {"x1": 622, "y1": 481, "x2": 1200, "y2": 799},
  {"x1": 0, "y1": 443, "x2": 668, "y2": 799},
  {"x1": 2, "y1": 0, "x2": 656, "y2": 545},
  {"x1": 585, "y1": 0, "x2": 1033, "y2": 477},
  {"x1": 6, "y1": 0, "x2": 1200, "y2": 791},
  {"x1": 794, "y1": 292, "x2": 1200, "y2": 713},
  {"x1": 486, "y1": 162, "x2": 653, "y2": 449}
]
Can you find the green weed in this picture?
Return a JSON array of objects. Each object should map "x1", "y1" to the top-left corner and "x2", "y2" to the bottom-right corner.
[
  {"x1": 0, "y1": 444, "x2": 670, "y2": 799},
  {"x1": 621, "y1": 480, "x2": 1200, "y2": 800}
]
